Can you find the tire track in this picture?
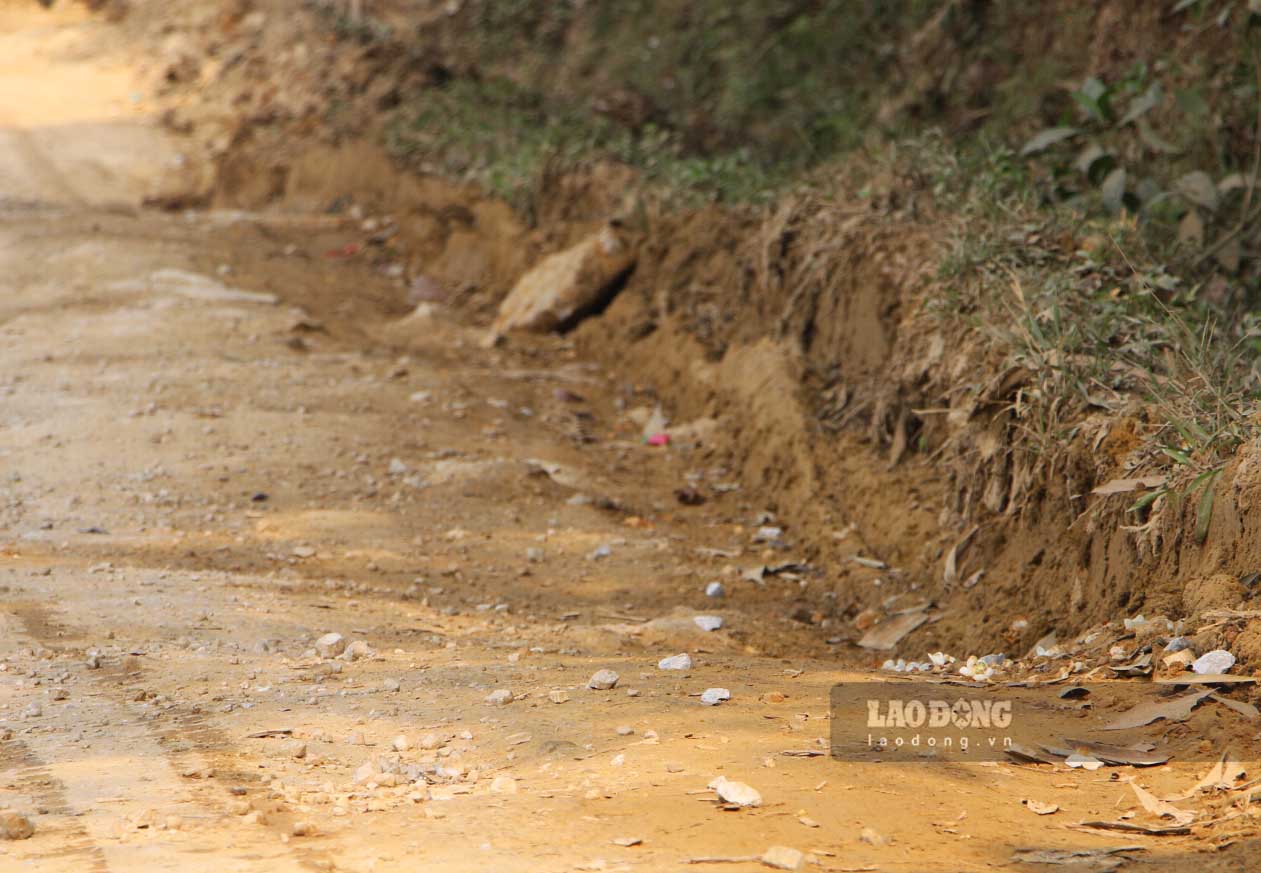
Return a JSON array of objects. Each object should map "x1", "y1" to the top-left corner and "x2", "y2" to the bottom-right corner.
[
  {"x1": 2, "y1": 599, "x2": 326, "y2": 873},
  {"x1": 0, "y1": 733, "x2": 109, "y2": 873}
]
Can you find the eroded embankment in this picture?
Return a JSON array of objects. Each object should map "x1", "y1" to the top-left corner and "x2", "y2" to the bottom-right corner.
[
  {"x1": 118, "y1": 0, "x2": 1261, "y2": 666},
  {"x1": 188, "y1": 128, "x2": 1261, "y2": 666}
]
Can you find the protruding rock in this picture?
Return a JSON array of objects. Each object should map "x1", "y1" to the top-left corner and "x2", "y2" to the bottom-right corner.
[{"x1": 485, "y1": 224, "x2": 634, "y2": 345}]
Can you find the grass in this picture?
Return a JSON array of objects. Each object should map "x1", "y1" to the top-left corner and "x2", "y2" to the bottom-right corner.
[
  {"x1": 384, "y1": 77, "x2": 789, "y2": 216},
  {"x1": 919, "y1": 135, "x2": 1261, "y2": 478}
]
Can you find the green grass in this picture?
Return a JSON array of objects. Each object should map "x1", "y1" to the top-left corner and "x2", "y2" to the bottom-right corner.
[
  {"x1": 384, "y1": 77, "x2": 789, "y2": 215},
  {"x1": 920, "y1": 135, "x2": 1261, "y2": 469}
]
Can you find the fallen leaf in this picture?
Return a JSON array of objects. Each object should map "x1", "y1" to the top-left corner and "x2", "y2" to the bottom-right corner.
[
  {"x1": 1156, "y1": 674, "x2": 1257, "y2": 686},
  {"x1": 1128, "y1": 779, "x2": 1194, "y2": 826},
  {"x1": 1058, "y1": 740, "x2": 1168, "y2": 767},
  {"x1": 1005, "y1": 743, "x2": 1061, "y2": 765},
  {"x1": 1092, "y1": 476, "x2": 1167, "y2": 496},
  {"x1": 857, "y1": 611, "x2": 928, "y2": 651},
  {"x1": 1075, "y1": 820, "x2": 1191, "y2": 836},
  {"x1": 1103, "y1": 689, "x2": 1212, "y2": 730},
  {"x1": 1108, "y1": 653, "x2": 1153, "y2": 677},
  {"x1": 1209, "y1": 693, "x2": 1260, "y2": 719},
  {"x1": 1166, "y1": 750, "x2": 1247, "y2": 800},
  {"x1": 943, "y1": 524, "x2": 978, "y2": 587}
]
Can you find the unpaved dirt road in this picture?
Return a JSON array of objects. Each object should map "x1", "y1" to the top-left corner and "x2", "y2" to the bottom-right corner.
[{"x1": 0, "y1": 5, "x2": 1254, "y2": 872}]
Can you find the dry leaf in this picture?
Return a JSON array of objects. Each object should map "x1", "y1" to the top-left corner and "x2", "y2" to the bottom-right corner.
[
  {"x1": 942, "y1": 524, "x2": 978, "y2": 587},
  {"x1": 1209, "y1": 693, "x2": 1260, "y2": 719},
  {"x1": 1092, "y1": 476, "x2": 1167, "y2": 496},
  {"x1": 1076, "y1": 820, "x2": 1191, "y2": 836},
  {"x1": 1103, "y1": 689, "x2": 1212, "y2": 730},
  {"x1": 1156, "y1": 674, "x2": 1257, "y2": 686},
  {"x1": 1058, "y1": 739, "x2": 1168, "y2": 767},
  {"x1": 1166, "y1": 750, "x2": 1247, "y2": 800},
  {"x1": 1128, "y1": 780, "x2": 1194, "y2": 826},
  {"x1": 857, "y1": 611, "x2": 928, "y2": 651}
]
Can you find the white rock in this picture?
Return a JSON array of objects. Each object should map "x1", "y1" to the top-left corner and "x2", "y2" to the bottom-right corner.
[
  {"x1": 341, "y1": 640, "x2": 374, "y2": 661},
  {"x1": 705, "y1": 582, "x2": 725, "y2": 598},
  {"x1": 709, "y1": 776, "x2": 762, "y2": 807},
  {"x1": 418, "y1": 733, "x2": 442, "y2": 750},
  {"x1": 353, "y1": 761, "x2": 379, "y2": 784},
  {"x1": 588, "y1": 669, "x2": 620, "y2": 690},
  {"x1": 658, "y1": 653, "x2": 692, "y2": 671},
  {"x1": 315, "y1": 633, "x2": 345, "y2": 659},
  {"x1": 1192, "y1": 649, "x2": 1235, "y2": 674},
  {"x1": 391, "y1": 735, "x2": 410, "y2": 752},
  {"x1": 1065, "y1": 753, "x2": 1104, "y2": 771},
  {"x1": 383, "y1": 678, "x2": 401, "y2": 693},
  {"x1": 489, "y1": 774, "x2": 518, "y2": 795},
  {"x1": 693, "y1": 615, "x2": 723, "y2": 632},
  {"x1": 485, "y1": 689, "x2": 514, "y2": 706},
  {"x1": 548, "y1": 690, "x2": 570, "y2": 704},
  {"x1": 700, "y1": 688, "x2": 730, "y2": 706},
  {"x1": 761, "y1": 846, "x2": 804, "y2": 870}
]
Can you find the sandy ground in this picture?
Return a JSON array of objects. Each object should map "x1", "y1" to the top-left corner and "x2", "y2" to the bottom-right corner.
[{"x1": 0, "y1": 5, "x2": 1258, "y2": 872}]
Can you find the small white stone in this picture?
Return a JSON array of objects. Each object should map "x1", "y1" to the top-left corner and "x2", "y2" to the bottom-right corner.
[
  {"x1": 489, "y1": 774, "x2": 518, "y2": 795},
  {"x1": 485, "y1": 689, "x2": 514, "y2": 706},
  {"x1": 700, "y1": 688, "x2": 730, "y2": 706},
  {"x1": 709, "y1": 776, "x2": 761, "y2": 807},
  {"x1": 761, "y1": 846, "x2": 804, "y2": 870},
  {"x1": 658, "y1": 653, "x2": 692, "y2": 671},
  {"x1": 314, "y1": 633, "x2": 345, "y2": 659},
  {"x1": 340, "y1": 640, "x2": 373, "y2": 661},
  {"x1": 693, "y1": 615, "x2": 723, "y2": 632},
  {"x1": 391, "y1": 735, "x2": 410, "y2": 752},
  {"x1": 383, "y1": 678, "x2": 401, "y2": 693},
  {"x1": 705, "y1": 582, "x2": 725, "y2": 598}
]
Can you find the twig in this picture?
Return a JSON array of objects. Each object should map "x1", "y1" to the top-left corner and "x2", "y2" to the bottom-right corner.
[{"x1": 686, "y1": 857, "x2": 760, "y2": 865}]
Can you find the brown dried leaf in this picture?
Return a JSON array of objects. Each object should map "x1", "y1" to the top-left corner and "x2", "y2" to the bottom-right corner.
[{"x1": 1103, "y1": 690, "x2": 1212, "y2": 731}]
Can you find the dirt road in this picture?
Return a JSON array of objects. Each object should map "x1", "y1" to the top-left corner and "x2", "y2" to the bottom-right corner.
[{"x1": 0, "y1": 5, "x2": 1255, "y2": 872}]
